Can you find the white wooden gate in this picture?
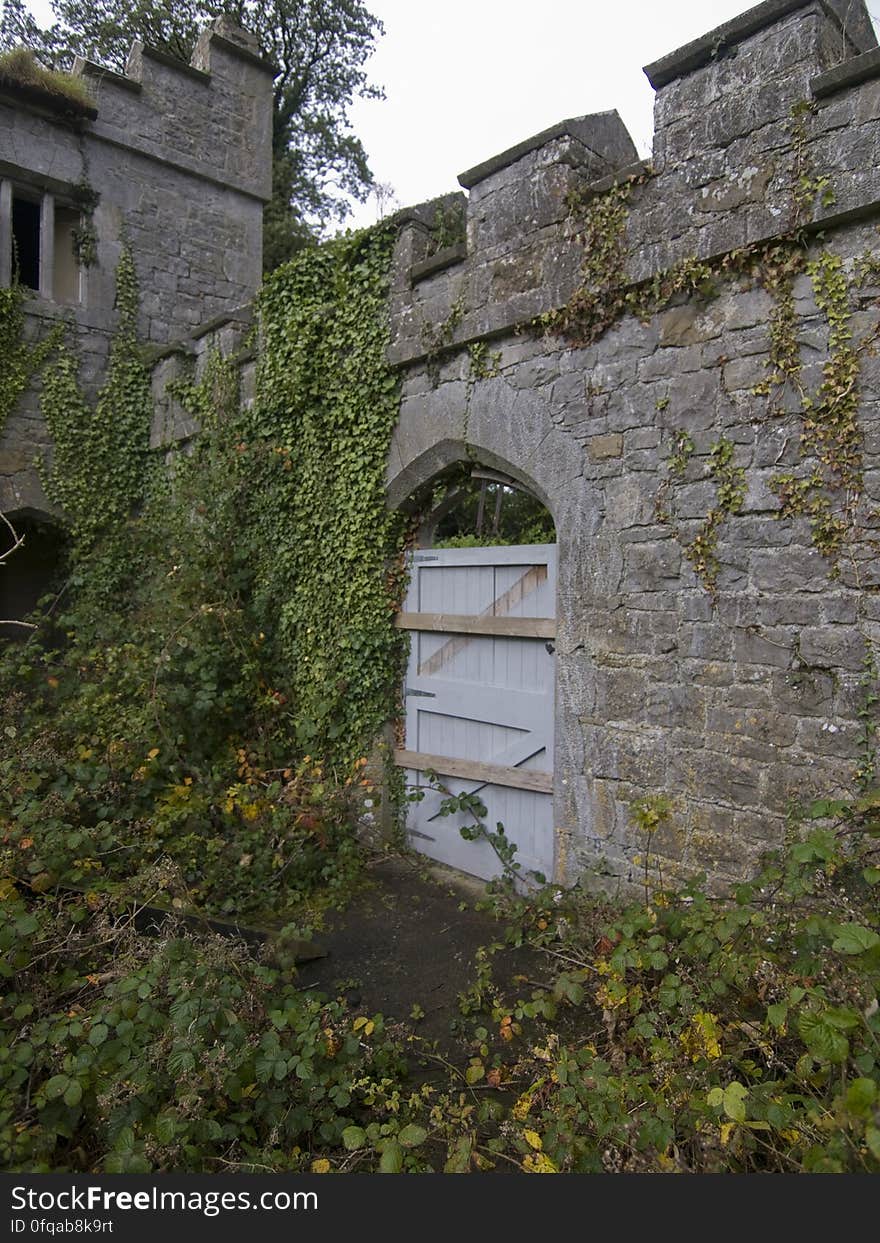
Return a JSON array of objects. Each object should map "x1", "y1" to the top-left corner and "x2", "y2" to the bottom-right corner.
[{"x1": 394, "y1": 544, "x2": 556, "y2": 882}]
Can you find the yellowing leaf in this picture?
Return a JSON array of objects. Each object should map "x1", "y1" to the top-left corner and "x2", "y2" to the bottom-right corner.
[
  {"x1": 147, "y1": 748, "x2": 160, "y2": 760},
  {"x1": 512, "y1": 1093, "x2": 533, "y2": 1121},
  {"x1": 680, "y1": 1010, "x2": 722, "y2": 1062},
  {"x1": 522, "y1": 1152, "x2": 557, "y2": 1173},
  {"x1": 310, "y1": 1159, "x2": 331, "y2": 1173},
  {"x1": 523, "y1": 1130, "x2": 543, "y2": 1151},
  {"x1": 720, "y1": 1122, "x2": 735, "y2": 1147}
]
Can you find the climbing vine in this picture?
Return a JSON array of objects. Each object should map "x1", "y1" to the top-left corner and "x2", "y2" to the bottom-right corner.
[
  {"x1": 539, "y1": 170, "x2": 719, "y2": 348},
  {"x1": 0, "y1": 285, "x2": 62, "y2": 441},
  {"x1": 683, "y1": 438, "x2": 747, "y2": 595},
  {"x1": 247, "y1": 224, "x2": 406, "y2": 770},
  {"x1": 39, "y1": 246, "x2": 152, "y2": 562},
  {"x1": 542, "y1": 103, "x2": 878, "y2": 591}
]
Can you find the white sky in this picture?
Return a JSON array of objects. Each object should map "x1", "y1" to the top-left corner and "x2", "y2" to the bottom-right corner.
[{"x1": 20, "y1": 1, "x2": 880, "y2": 228}]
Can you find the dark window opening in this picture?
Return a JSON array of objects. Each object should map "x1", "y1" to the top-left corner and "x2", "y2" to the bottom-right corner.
[{"x1": 11, "y1": 195, "x2": 40, "y2": 290}]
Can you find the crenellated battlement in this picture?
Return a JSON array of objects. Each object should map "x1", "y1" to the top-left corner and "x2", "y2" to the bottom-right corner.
[{"x1": 389, "y1": 0, "x2": 880, "y2": 371}]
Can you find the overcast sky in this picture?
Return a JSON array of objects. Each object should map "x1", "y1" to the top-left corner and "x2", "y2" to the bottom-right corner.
[{"x1": 21, "y1": 1, "x2": 880, "y2": 228}]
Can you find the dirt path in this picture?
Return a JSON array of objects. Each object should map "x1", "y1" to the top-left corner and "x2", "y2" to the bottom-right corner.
[{"x1": 295, "y1": 855, "x2": 544, "y2": 1059}]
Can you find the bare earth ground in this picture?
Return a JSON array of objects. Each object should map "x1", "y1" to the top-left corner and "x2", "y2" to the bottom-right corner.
[{"x1": 295, "y1": 855, "x2": 544, "y2": 1060}]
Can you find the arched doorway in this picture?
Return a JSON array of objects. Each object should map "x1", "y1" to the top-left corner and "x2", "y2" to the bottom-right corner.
[
  {"x1": 0, "y1": 510, "x2": 67, "y2": 639},
  {"x1": 394, "y1": 464, "x2": 557, "y2": 884}
]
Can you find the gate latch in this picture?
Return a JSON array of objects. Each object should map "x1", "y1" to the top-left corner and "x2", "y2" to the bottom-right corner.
[{"x1": 545, "y1": 641, "x2": 555, "y2": 655}]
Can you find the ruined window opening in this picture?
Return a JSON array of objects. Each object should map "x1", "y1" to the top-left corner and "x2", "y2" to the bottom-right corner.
[
  {"x1": 11, "y1": 193, "x2": 40, "y2": 291},
  {"x1": 2, "y1": 180, "x2": 85, "y2": 304},
  {"x1": 53, "y1": 204, "x2": 82, "y2": 304}
]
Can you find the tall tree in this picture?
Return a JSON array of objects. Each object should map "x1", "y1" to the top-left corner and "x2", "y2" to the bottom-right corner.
[{"x1": 0, "y1": 0, "x2": 383, "y2": 269}]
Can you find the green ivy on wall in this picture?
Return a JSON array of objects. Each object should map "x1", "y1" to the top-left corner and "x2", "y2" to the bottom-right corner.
[
  {"x1": 0, "y1": 284, "x2": 62, "y2": 442},
  {"x1": 39, "y1": 246, "x2": 152, "y2": 563},
  {"x1": 248, "y1": 224, "x2": 406, "y2": 770}
]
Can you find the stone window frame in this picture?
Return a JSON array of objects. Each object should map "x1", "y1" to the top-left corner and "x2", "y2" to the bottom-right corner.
[{"x1": 0, "y1": 175, "x2": 87, "y2": 306}]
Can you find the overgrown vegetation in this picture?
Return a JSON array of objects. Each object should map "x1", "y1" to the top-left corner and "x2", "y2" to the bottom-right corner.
[
  {"x1": 3, "y1": 782, "x2": 879, "y2": 1172},
  {"x1": 0, "y1": 285, "x2": 64, "y2": 439},
  {"x1": 2, "y1": 224, "x2": 403, "y2": 925},
  {"x1": 0, "y1": 46, "x2": 94, "y2": 109}
]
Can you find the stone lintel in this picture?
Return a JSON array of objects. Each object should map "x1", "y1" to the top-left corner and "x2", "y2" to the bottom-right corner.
[
  {"x1": 73, "y1": 57, "x2": 142, "y2": 94},
  {"x1": 812, "y1": 43, "x2": 880, "y2": 95},
  {"x1": 139, "y1": 43, "x2": 211, "y2": 85},
  {"x1": 644, "y1": 0, "x2": 876, "y2": 90},
  {"x1": 410, "y1": 242, "x2": 467, "y2": 285},
  {"x1": 207, "y1": 32, "x2": 279, "y2": 77},
  {"x1": 457, "y1": 111, "x2": 637, "y2": 190}
]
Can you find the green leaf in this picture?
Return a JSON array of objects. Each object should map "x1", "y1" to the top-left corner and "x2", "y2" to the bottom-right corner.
[
  {"x1": 798, "y1": 1011, "x2": 850, "y2": 1064},
  {"x1": 824, "y1": 1006, "x2": 860, "y2": 1030},
  {"x1": 722, "y1": 1082, "x2": 748, "y2": 1123},
  {"x1": 767, "y1": 1003, "x2": 788, "y2": 1030},
  {"x1": 806, "y1": 799, "x2": 848, "y2": 820},
  {"x1": 88, "y1": 1023, "x2": 109, "y2": 1047},
  {"x1": 831, "y1": 924, "x2": 880, "y2": 955},
  {"x1": 63, "y1": 1080, "x2": 83, "y2": 1107},
  {"x1": 866, "y1": 1126, "x2": 880, "y2": 1162},
  {"x1": 342, "y1": 1126, "x2": 366, "y2": 1151},
  {"x1": 44, "y1": 1074, "x2": 69, "y2": 1101},
  {"x1": 379, "y1": 1140, "x2": 403, "y2": 1173},
  {"x1": 844, "y1": 1078, "x2": 877, "y2": 1116},
  {"x1": 398, "y1": 1124, "x2": 428, "y2": 1149}
]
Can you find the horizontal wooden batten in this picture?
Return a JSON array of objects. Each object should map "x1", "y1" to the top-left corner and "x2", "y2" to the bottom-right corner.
[
  {"x1": 394, "y1": 749, "x2": 553, "y2": 794},
  {"x1": 395, "y1": 612, "x2": 556, "y2": 639}
]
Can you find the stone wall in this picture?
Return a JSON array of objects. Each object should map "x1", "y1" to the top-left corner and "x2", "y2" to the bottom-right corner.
[
  {"x1": 0, "y1": 19, "x2": 272, "y2": 515},
  {"x1": 386, "y1": 0, "x2": 880, "y2": 891}
]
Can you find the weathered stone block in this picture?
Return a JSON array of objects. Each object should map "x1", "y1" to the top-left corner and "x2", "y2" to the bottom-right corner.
[{"x1": 587, "y1": 433, "x2": 623, "y2": 461}]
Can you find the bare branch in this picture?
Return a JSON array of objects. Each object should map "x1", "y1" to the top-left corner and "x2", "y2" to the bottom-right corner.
[{"x1": 0, "y1": 510, "x2": 26, "y2": 566}]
